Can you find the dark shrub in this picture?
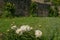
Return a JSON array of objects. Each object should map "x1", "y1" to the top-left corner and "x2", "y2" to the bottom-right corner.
[
  {"x1": 49, "y1": 6, "x2": 59, "y2": 17},
  {"x1": 2, "y1": 2, "x2": 15, "y2": 18}
]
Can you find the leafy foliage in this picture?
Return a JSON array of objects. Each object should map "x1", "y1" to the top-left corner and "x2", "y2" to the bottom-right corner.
[
  {"x1": 29, "y1": 2, "x2": 37, "y2": 17},
  {"x1": 52, "y1": 0, "x2": 60, "y2": 6},
  {"x1": 2, "y1": 2, "x2": 15, "y2": 18},
  {"x1": 48, "y1": 6, "x2": 59, "y2": 17}
]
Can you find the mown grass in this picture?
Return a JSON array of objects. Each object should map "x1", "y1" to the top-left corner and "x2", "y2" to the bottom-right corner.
[{"x1": 0, "y1": 17, "x2": 60, "y2": 40}]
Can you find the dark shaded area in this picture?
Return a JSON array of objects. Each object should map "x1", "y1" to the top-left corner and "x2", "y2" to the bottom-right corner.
[
  {"x1": 0, "y1": 0, "x2": 4, "y2": 17},
  {"x1": 0, "y1": 0, "x2": 53, "y2": 17},
  {"x1": 4, "y1": 0, "x2": 31, "y2": 17},
  {"x1": 34, "y1": 2, "x2": 51, "y2": 17}
]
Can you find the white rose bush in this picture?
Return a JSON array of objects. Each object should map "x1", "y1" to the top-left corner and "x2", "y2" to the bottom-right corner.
[{"x1": 3, "y1": 24, "x2": 42, "y2": 40}]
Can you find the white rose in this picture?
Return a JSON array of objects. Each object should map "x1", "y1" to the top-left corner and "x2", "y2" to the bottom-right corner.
[
  {"x1": 20, "y1": 25, "x2": 27, "y2": 32},
  {"x1": 35, "y1": 30, "x2": 42, "y2": 38},
  {"x1": 20, "y1": 25, "x2": 33, "y2": 32},
  {"x1": 16, "y1": 28, "x2": 23, "y2": 35},
  {"x1": 11, "y1": 25, "x2": 17, "y2": 30}
]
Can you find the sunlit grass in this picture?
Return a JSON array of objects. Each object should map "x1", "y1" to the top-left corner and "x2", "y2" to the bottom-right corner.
[{"x1": 0, "y1": 17, "x2": 60, "y2": 40}]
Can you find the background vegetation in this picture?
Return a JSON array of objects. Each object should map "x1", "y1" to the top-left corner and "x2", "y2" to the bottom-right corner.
[{"x1": 0, "y1": 0, "x2": 60, "y2": 17}]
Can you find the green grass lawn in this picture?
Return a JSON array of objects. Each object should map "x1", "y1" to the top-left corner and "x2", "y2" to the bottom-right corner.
[{"x1": 0, "y1": 17, "x2": 60, "y2": 40}]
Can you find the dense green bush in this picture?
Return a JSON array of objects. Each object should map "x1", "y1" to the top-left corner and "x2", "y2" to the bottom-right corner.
[
  {"x1": 48, "y1": 7, "x2": 54, "y2": 17},
  {"x1": 3, "y1": 29, "x2": 35, "y2": 40},
  {"x1": 2, "y1": 2, "x2": 15, "y2": 18},
  {"x1": 29, "y1": 2, "x2": 37, "y2": 17},
  {"x1": 49, "y1": 6, "x2": 59, "y2": 17}
]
